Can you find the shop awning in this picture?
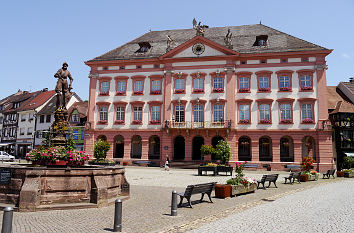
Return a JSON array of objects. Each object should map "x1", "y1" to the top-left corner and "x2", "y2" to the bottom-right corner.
[{"x1": 344, "y1": 152, "x2": 354, "y2": 157}]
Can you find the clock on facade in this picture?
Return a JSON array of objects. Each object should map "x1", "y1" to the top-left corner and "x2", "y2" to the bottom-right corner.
[{"x1": 192, "y1": 43, "x2": 205, "y2": 55}]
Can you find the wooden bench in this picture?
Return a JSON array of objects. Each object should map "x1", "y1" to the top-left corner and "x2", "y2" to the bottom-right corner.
[
  {"x1": 244, "y1": 164, "x2": 258, "y2": 170},
  {"x1": 284, "y1": 172, "x2": 301, "y2": 184},
  {"x1": 257, "y1": 174, "x2": 279, "y2": 189},
  {"x1": 132, "y1": 160, "x2": 151, "y2": 166},
  {"x1": 177, "y1": 182, "x2": 216, "y2": 208},
  {"x1": 285, "y1": 164, "x2": 301, "y2": 172},
  {"x1": 323, "y1": 169, "x2": 336, "y2": 179}
]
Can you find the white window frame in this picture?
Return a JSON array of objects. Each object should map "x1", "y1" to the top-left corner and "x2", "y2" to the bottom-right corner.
[
  {"x1": 116, "y1": 106, "x2": 125, "y2": 121},
  {"x1": 100, "y1": 81, "x2": 109, "y2": 94},
  {"x1": 99, "y1": 106, "x2": 108, "y2": 121},
  {"x1": 193, "y1": 104, "x2": 204, "y2": 122},
  {"x1": 213, "y1": 104, "x2": 224, "y2": 122},
  {"x1": 175, "y1": 105, "x2": 185, "y2": 122},
  {"x1": 151, "y1": 106, "x2": 161, "y2": 121},
  {"x1": 175, "y1": 79, "x2": 185, "y2": 90},
  {"x1": 280, "y1": 104, "x2": 292, "y2": 120},
  {"x1": 301, "y1": 104, "x2": 313, "y2": 120},
  {"x1": 151, "y1": 80, "x2": 161, "y2": 91},
  {"x1": 239, "y1": 77, "x2": 249, "y2": 89},
  {"x1": 259, "y1": 77, "x2": 269, "y2": 89},
  {"x1": 259, "y1": 104, "x2": 271, "y2": 120},
  {"x1": 133, "y1": 106, "x2": 142, "y2": 121},
  {"x1": 279, "y1": 76, "x2": 290, "y2": 88},
  {"x1": 239, "y1": 105, "x2": 250, "y2": 120},
  {"x1": 300, "y1": 75, "x2": 312, "y2": 88}
]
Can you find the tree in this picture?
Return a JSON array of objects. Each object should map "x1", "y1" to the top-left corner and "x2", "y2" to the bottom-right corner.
[{"x1": 214, "y1": 140, "x2": 231, "y2": 165}]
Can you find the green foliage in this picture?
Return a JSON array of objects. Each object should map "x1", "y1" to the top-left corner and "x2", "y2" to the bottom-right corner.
[
  {"x1": 214, "y1": 140, "x2": 231, "y2": 165},
  {"x1": 66, "y1": 132, "x2": 76, "y2": 152},
  {"x1": 343, "y1": 156, "x2": 354, "y2": 169},
  {"x1": 94, "y1": 139, "x2": 110, "y2": 159},
  {"x1": 200, "y1": 145, "x2": 215, "y2": 155}
]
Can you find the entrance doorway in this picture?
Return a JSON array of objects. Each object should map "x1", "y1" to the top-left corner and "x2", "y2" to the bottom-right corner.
[
  {"x1": 173, "y1": 136, "x2": 185, "y2": 160},
  {"x1": 192, "y1": 136, "x2": 204, "y2": 160},
  {"x1": 114, "y1": 135, "x2": 124, "y2": 158}
]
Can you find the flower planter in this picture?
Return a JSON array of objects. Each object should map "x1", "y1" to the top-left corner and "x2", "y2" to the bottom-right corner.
[
  {"x1": 300, "y1": 174, "x2": 309, "y2": 182},
  {"x1": 344, "y1": 172, "x2": 354, "y2": 178},
  {"x1": 54, "y1": 160, "x2": 68, "y2": 166},
  {"x1": 231, "y1": 183, "x2": 257, "y2": 196},
  {"x1": 215, "y1": 184, "x2": 231, "y2": 198},
  {"x1": 308, "y1": 174, "x2": 319, "y2": 181},
  {"x1": 337, "y1": 171, "x2": 344, "y2": 177}
]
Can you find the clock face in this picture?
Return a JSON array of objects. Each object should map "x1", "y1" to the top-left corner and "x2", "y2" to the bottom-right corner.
[{"x1": 192, "y1": 43, "x2": 205, "y2": 55}]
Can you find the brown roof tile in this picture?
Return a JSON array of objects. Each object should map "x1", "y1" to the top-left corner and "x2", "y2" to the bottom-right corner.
[{"x1": 88, "y1": 24, "x2": 330, "y2": 62}]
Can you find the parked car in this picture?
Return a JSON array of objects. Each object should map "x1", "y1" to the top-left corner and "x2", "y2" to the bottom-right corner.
[{"x1": 0, "y1": 151, "x2": 15, "y2": 161}]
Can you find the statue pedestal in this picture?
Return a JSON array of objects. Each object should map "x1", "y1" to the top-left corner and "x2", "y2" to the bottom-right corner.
[{"x1": 51, "y1": 108, "x2": 69, "y2": 147}]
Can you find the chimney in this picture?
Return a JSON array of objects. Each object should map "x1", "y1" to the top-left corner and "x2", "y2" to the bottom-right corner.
[
  {"x1": 42, "y1": 88, "x2": 48, "y2": 92},
  {"x1": 350, "y1": 77, "x2": 354, "y2": 83}
]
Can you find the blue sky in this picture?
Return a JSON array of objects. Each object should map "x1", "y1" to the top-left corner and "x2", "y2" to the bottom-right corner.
[{"x1": 0, "y1": 0, "x2": 353, "y2": 100}]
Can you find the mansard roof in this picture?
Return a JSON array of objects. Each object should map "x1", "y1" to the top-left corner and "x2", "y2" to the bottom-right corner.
[{"x1": 88, "y1": 23, "x2": 330, "y2": 62}]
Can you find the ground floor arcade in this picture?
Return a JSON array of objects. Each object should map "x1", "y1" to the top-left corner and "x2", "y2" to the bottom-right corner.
[{"x1": 84, "y1": 129, "x2": 334, "y2": 172}]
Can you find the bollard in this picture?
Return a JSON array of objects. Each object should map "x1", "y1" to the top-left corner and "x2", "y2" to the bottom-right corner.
[
  {"x1": 1, "y1": 207, "x2": 14, "y2": 233},
  {"x1": 171, "y1": 190, "x2": 177, "y2": 216},
  {"x1": 113, "y1": 199, "x2": 122, "y2": 232}
]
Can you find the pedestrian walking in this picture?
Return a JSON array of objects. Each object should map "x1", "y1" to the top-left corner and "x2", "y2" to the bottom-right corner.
[{"x1": 164, "y1": 155, "x2": 170, "y2": 171}]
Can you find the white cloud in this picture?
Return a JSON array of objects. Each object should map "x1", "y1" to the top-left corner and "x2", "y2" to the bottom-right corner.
[{"x1": 342, "y1": 53, "x2": 351, "y2": 59}]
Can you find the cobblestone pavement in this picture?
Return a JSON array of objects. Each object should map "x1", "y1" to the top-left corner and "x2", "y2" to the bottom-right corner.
[
  {"x1": 188, "y1": 179, "x2": 354, "y2": 233},
  {"x1": 0, "y1": 167, "x2": 343, "y2": 232}
]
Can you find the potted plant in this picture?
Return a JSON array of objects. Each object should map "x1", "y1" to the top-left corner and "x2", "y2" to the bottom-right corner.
[
  {"x1": 214, "y1": 140, "x2": 231, "y2": 165},
  {"x1": 200, "y1": 145, "x2": 214, "y2": 162},
  {"x1": 337, "y1": 170, "x2": 345, "y2": 177},
  {"x1": 214, "y1": 184, "x2": 231, "y2": 198},
  {"x1": 300, "y1": 156, "x2": 314, "y2": 182},
  {"x1": 226, "y1": 162, "x2": 257, "y2": 196},
  {"x1": 89, "y1": 139, "x2": 114, "y2": 165},
  {"x1": 343, "y1": 169, "x2": 353, "y2": 178}
]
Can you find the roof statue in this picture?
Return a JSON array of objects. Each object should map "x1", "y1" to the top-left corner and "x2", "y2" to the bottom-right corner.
[
  {"x1": 224, "y1": 28, "x2": 233, "y2": 49},
  {"x1": 166, "y1": 35, "x2": 174, "y2": 52},
  {"x1": 193, "y1": 18, "x2": 209, "y2": 37}
]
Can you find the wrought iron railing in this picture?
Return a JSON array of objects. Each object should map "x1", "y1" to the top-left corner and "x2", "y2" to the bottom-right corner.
[{"x1": 164, "y1": 120, "x2": 231, "y2": 129}]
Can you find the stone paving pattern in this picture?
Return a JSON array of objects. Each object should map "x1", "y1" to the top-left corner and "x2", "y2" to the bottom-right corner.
[
  {"x1": 189, "y1": 179, "x2": 354, "y2": 233},
  {"x1": 0, "y1": 167, "x2": 345, "y2": 232}
]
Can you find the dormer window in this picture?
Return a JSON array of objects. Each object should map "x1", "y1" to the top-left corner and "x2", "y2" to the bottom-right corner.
[
  {"x1": 13, "y1": 102, "x2": 20, "y2": 109},
  {"x1": 253, "y1": 35, "x2": 268, "y2": 46},
  {"x1": 136, "y1": 42, "x2": 151, "y2": 53}
]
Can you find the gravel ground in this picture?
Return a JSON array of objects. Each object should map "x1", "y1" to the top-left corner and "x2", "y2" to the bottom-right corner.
[
  {"x1": 0, "y1": 167, "x2": 345, "y2": 232},
  {"x1": 188, "y1": 179, "x2": 354, "y2": 233}
]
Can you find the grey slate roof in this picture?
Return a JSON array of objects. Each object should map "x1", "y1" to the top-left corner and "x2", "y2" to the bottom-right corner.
[{"x1": 89, "y1": 24, "x2": 329, "y2": 62}]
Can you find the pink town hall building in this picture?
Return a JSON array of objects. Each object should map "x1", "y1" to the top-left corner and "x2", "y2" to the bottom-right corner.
[{"x1": 84, "y1": 23, "x2": 333, "y2": 172}]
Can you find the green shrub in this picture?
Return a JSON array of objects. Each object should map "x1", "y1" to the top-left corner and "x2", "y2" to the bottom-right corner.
[
  {"x1": 214, "y1": 140, "x2": 231, "y2": 165},
  {"x1": 200, "y1": 145, "x2": 214, "y2": 155},
  {"x1": 343, "y1": 156, "x2": 354, "y2": 169},
  {"x1": 94, "y1": 139, "x2": 110, "y2": 160}
]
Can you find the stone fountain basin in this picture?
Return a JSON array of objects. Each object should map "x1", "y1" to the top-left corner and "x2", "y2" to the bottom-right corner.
[{"x1": 0, "y1": 165, "x2": 129, "y2": 212}]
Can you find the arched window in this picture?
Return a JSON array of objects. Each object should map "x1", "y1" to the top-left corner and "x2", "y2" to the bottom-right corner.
[
  {"x1": 259, "y1": 137, "x2": 272, "y2": 161},
  {"x1": 238, "y1": 136, "x2": 251, "y2": 161},
  {"x1": 131, "y1": 135, "x2": 142, "y2": 159},
  {"x1": 280, "y1": 136, "x2": 294, "y2": 162},
  {"x1": 148, "y1": 135, "x2": 160, "y2": 159},
  {"x1": 114, "y1": 135, "x2": 124, "y2": 158}
]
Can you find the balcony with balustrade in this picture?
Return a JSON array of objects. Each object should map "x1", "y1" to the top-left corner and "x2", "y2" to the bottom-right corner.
[{"x1": 164, "y1": 120, "x2": 231, "y2": 129}]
